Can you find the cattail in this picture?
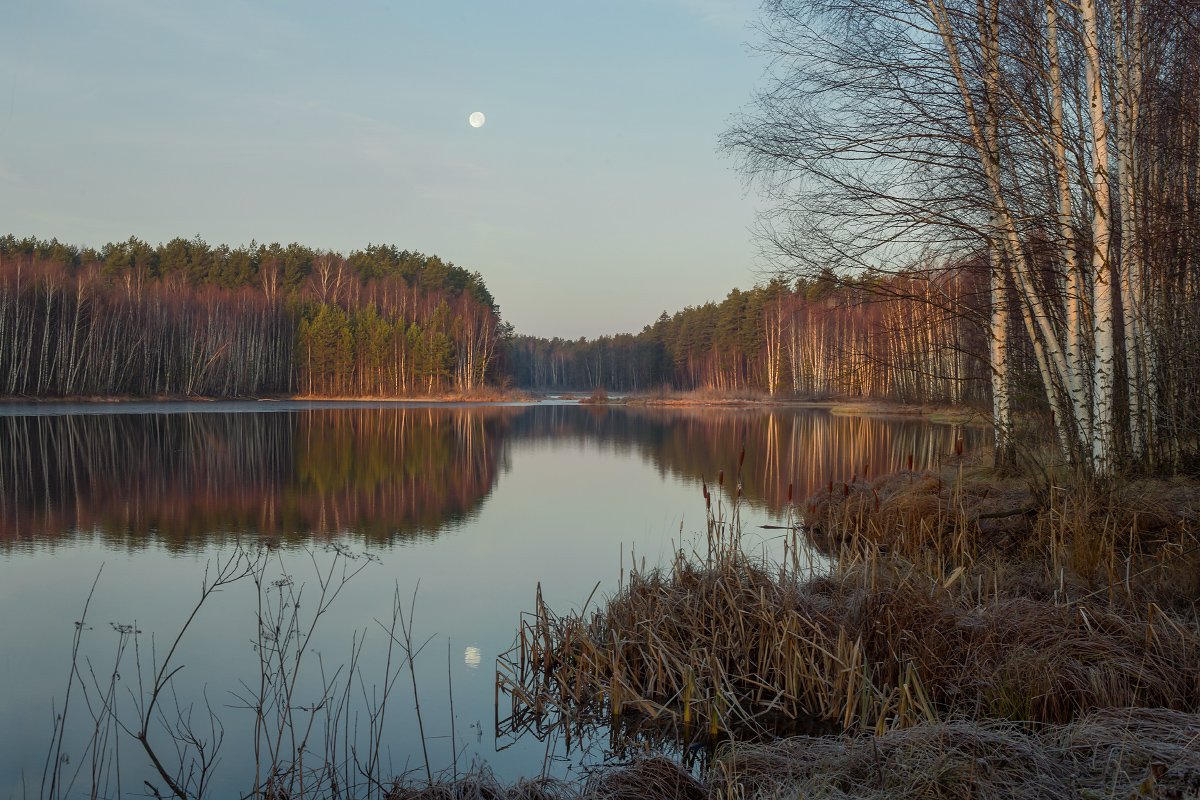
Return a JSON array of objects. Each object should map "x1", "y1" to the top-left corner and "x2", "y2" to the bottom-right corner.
[
  {"x1": 843, "y1": 482, "x2": 850, "y2": 497},
  {"x1": 955, "y1": 438, "x2": 963, "y2": 456},
  {"x1": 739, "y1": 446, "x2": 746, "y2": 468},
  {"x1": 864, "y1": 463, "x2": 870, "y2": 480},
  {"x1": 787, "y1": 482, "x2": 793, "y2": 503},
  {"x1": 828, "y1": 480, "x2": 833, "y2": 494},
  {"x1": 907, "y1": 454, "x2": 914, "y2": 471},
  {"x1": 718, "y1": 470, "x2": 724, "y2": 487}
]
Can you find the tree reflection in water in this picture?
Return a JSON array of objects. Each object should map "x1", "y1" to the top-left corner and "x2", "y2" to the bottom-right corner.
[{"x1": 0, "y1": 404, "x2": 987, "y2": 549}]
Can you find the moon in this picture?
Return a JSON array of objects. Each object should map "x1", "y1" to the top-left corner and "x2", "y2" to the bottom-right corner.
[{"x1": 468, "y1": 111, "x2": 486, "y2": 128}]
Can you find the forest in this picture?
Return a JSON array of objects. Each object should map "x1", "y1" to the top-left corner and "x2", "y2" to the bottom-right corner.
[
  {"x1": 723, "y1": 0, "x2": 1200, "y2": 475},
  {"x1": 508, "y1": 268, "x2": 1000, "y2": 406},
  {"x1": 0, "y1": 235, "x2": 506, "y2": 398}
]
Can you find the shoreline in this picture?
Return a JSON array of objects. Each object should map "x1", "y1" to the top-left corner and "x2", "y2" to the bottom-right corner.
[
  {"x1": 0, "y1": 392, "x2": 994, "y2": 424},
  {"x1": 606, "y1": 394, "x2": 992, "y2": 424},
  {"x1": 0, "y1": 390, "x2": 537, "y2": 406}
]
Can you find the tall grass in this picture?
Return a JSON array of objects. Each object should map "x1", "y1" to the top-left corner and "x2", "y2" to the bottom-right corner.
[{"x1": 498, "y1": 465, "x2": 1200, "y2": 750}]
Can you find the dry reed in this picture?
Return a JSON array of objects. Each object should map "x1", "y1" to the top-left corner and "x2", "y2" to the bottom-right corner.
[
  {"x1": 716, "y1": 708, "x2": 1200, "y2": 800},
  {"x1": 498, "y1": 469, "x2": 1200, "y2": 749},
  {"x1": 386, "y1": 711, "x2": 1200, "y2": 799}
]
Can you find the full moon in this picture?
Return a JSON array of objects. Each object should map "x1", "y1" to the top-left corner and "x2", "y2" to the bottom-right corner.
[{"x1": 468, "y1": 111, "x2": 486, "y2": 128}]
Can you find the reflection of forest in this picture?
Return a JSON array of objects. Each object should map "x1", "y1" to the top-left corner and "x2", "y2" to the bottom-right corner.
[
  {"x1": 509, "y1": 406, "x2": 989, "y2": 512},
  {"x1": 0, "y1": 405, "x2": 987, "y2": 548},
  {"x1": 0, "y1": 408, "x2": 518, "y2": 549}
]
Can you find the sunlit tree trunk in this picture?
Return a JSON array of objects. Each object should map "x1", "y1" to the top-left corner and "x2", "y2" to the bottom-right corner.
[{"x1": 1082, "y1": 0, "x2": 1119, "y2": 472}]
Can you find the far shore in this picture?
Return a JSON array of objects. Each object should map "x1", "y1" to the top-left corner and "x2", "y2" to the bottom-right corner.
[
  {"x1": 579, "y1": 391, "x2": 992, "y2": 425},
  {"x1": 0, "y1": 391, "x2": 993, "y2": 425},
  {"x1": 0, "y1": 390, "x2": 537, "y2": 405}
]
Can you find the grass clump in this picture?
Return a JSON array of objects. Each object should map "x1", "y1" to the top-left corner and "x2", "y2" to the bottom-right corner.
[
  {"x1": 386, "y1": 711, "x2": 1200, "y2": 799},
  {"x1": 499, "y1": 464, "x2": 1200, "y2": 775},
  {"x1": 716, "y1": 709, "x2": 1200, "y2": 800}
]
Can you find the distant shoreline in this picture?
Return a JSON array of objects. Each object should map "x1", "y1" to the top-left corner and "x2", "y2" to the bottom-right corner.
[
  {"x1": 0, "y1": 390, "x2": 536, "y2": 405},
  {"x1": 0, "y1": 392, "x2": 993, "y2": 425},
  {"x1": 585, "y1": 392, "x2": 992, "y2": 425}
]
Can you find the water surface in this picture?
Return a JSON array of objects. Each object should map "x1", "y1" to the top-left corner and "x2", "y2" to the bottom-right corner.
[{"x1": 0, "y1": 402, "x2": 986, "y2": 798}]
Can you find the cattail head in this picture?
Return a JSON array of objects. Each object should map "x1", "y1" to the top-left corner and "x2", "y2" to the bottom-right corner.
[
  {"x1": 787, "y1": 482, "x2": 793, "y2": 503},
  {"x1": 718, "y1": 470, "x2": 725, "y2": 487},
  {"x1": 739, "y1": 447, "x2": 746, "y2": 468},
  {"x1": 843, "y1": 482, "x2": 850, "y2": 497},
  {"x1": 907, "y1": 454, "x2": 914, "y2": 471}
]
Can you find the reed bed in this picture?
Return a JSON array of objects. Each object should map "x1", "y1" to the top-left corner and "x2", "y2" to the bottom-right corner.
[
  {"x1": 806, "y1": 468, "x2": 1200, "y2": 610},
  {"x1": 498, "y1": 468, "x2": 1200, "y2": 749}
]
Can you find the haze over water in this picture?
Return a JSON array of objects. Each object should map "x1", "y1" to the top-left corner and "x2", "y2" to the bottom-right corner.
[{"x1": 0, "y1": 402, "x2": 985, "y2": 797}]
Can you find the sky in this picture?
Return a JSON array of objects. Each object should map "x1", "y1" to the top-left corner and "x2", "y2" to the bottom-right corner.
[{"x1": 1, "y1": 0, "x2": 767, "y2": 338}]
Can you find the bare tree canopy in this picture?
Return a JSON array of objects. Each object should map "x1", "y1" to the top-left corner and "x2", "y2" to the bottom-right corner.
[{"x1": 726, "y1": 0, "x2": 1200, "y2": 474}]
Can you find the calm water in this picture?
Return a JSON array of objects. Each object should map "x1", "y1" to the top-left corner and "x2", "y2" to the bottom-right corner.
[{"x1": 0, "y1": 402, "x2": 986, "y2": 798}]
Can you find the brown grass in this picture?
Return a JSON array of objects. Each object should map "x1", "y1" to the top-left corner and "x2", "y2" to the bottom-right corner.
[
  {"x1": 490, "y1": 466, "x2": 1200, "y2": 799},
  {"x1": 499, "y1": 468, "x2": 1200, "y2": 745},
  {"x1": 806, "y1": 468, "x2": 1200, "y2": 609},
  {"x1": 383, "y1": 711, "x2": 1200, "y2": 799},
  {"x1": 716, "y1": 708, "x2": 1200, "y2": 800}
]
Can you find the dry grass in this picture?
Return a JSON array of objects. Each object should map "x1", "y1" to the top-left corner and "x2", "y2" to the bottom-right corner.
[
  {"x1": 805, "y1": 468, "x2": 1200, "y2": 610},
  {"x1": 490, "y1": 466, "x2": 1200, "y2": 799},
  {"x1": 499, "y1": 467, "x2": 1200, "y2": 744},
  {"x1": 499, "y1": 539, "x2": 1200, "y2": 742},
  {"x1": 383, "y1": 711, "x2": 1200, "y2": 800},
  {"x1": 377, "y1": 758, "x2": 706, "y2": 800},
  {"x1": 716, "y1": 709, "x2": 1200, "y2": 800}
]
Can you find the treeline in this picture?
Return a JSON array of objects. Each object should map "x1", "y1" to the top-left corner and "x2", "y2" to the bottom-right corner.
[
  {"x1": 0, "y1": 235, "x2": 506, "y2": 398},
  {"x1": 509, "y1": 268, "x2": 999, "y2": 405}
]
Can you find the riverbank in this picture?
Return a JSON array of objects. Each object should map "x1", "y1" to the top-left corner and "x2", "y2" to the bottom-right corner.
[
  {"x1": 392, "y1": 710, "x2": 1200, "y2": 798},
  {"x1": 490, "y1": 463, "x2": 1200, "y2": 799}
]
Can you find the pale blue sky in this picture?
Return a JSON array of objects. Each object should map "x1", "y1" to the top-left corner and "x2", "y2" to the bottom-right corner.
[{"x1": 1, "y1": 0, "x2": 764, "y2": 338}]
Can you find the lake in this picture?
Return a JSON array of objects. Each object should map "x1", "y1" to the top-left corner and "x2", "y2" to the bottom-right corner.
[{"x1": 0, "y1": 401, "x2": 987, "y2": 799}]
